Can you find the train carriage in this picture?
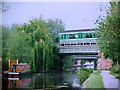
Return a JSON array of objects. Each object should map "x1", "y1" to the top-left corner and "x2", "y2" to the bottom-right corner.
[{"x1": 59, "y1": 29, "x2": 99, "y2": 54}]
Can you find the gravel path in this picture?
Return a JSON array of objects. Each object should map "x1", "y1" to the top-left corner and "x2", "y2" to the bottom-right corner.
[{"x1": 101, "y1": 70, "x2": 120, "y2": 89}]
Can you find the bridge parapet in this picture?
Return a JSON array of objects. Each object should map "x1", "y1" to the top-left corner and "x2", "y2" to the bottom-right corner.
[{"x1": 59, "y1": 45, "x2": 99, "y2": 54}]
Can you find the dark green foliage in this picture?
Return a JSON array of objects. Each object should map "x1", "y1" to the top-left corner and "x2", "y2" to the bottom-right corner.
[
  {"x1": 47, "y1": 19, "x2": 65, "y2": 72},
  {"x1": 63, "y1": 56, "x2": 74, "y2": 70},
  {"x1": 111, "y1": 65, "x2": 120, "y2": 74},
  {"x1": 110, "y1": 64, "x2": 120, "y2": 79},
  {"x1": 77, "y1": 68, "x2": 93, "y2": 85},
  {"x1": 51, "y1": 46, "x2": 63, "y2": 72},
  {"x1": 2, "y1": 26, "x2": 10, "y2": 71}
]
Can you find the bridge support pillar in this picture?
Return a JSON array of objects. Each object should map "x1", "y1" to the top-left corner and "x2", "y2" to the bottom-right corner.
[{"x1": 94, "y1": 57, "x2": 98, "y2": 70}]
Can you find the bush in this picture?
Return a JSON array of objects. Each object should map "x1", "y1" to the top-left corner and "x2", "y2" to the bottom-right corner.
[
  {"x1": 111, "y1": 65, "x2": 120, "y2": 74},
  {"x1": 77, "y1": 68, "x2": 93, "y2": 85}
]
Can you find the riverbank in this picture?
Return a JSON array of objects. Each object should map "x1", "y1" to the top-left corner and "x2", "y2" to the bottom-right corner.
[
  {"x1": 82, "y1": 70, "x2": 119, "y2": 89},
  {"x1": 84, "y1": 70, "x2": 104, "y2": 88}
]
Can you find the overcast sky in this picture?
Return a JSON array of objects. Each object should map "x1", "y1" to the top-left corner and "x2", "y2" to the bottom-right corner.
[{"x1": 2, "y1": 2, "x2": 109, "y2": 29}]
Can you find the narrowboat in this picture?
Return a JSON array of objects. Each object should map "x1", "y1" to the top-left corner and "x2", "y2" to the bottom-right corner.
[{"x1": 8, "y1": 63, "x2": 31, "y2": 78}]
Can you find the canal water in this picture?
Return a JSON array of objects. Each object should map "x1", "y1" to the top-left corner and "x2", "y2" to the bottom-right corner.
[{"x1": 2, "y1": 68, "x2": 81, "y2": 89}]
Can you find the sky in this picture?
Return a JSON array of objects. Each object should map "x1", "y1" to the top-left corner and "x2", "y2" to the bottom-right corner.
[{"x1": 2, "y1": 2, "x2": 109, "y2": 29}]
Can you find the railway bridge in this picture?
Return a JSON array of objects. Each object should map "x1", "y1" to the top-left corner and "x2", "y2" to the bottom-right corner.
[{"x1": 59, "y1": 29, "x2": 99, "y2": 68}]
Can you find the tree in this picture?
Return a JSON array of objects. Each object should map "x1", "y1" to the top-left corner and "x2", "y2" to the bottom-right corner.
[
  {"x1": 47, "y1": 19, "x2": 65, "y2": 43},
  {"x1": 2, "y1": 25, "x2": 10, "y2": 71},
  {"x1": 3, "y1": 18, "x2": 54, "y2": 72},
  {"x1": 96, "y1": 2, "x2": 120, "y2": 65},
  {"x1": 2, "y1": 17, "x2": 66, "y2": 72},
  {"x1": 47, "y1": 19, "x2": 65, "y2": 72}
]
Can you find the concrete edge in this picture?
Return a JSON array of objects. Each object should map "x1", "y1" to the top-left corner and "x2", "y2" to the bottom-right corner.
[{"x1": 81, "y1": 75, "x2": 91, "y2": 88}]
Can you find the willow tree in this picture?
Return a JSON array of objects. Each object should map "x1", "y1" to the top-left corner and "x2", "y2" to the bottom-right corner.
[
  {"x1": 47, "y1": 19, "x2": 65, "y2": 72},
  {"x1": 96, "y1": 2, "x2": 120, "y2": 65},
  {"x1": 5, "y1": 18, "x2": 54, "y2": 72},
  {"x1": 17, "y1": 18, "x2": 53, "y2": 72}
]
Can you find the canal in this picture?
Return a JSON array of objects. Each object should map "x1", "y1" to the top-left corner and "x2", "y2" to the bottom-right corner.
[{"x1": 2, "y1": 68, "x2": 81, "y2": 89}]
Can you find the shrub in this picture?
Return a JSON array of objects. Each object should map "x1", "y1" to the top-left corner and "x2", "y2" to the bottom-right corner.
[
  {"x1": 111, "y1": 65, "x2": 120, "y2": 74},
  {"x1": 77, "y1": 68, "x2": 93, "y2": 85}
]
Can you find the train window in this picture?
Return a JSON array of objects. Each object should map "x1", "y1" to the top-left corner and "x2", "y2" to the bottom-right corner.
[
  {"x1": 84, "y1": 43, "x2": 87, "y2": 45},
  {"x1": 64, "y1": 35, "x2": 66, "y2": 39},
  {"x1": 69, "y1": 34, "x2": 75, "y2": 39},
  {"x1": 93, "y1": 33, "x2": 96, "y2": 38},
  {"x1": 73, "y1": 43, "x2": 76, "y2": 45},
  {"x1": 61, "y1": 35, "x2": 64, "y2": 39},
  {"x1": 78, "y1": 34, "x2": 82, "y2": 38},
  {"x1": 91, "y1": 43, "x2": 96, "y2": 45},
  {"x1": 71, "y1": 44, "x2": 74, "y2": 45},
  {"x1": 86, "y1": 43, "x2": 90, "y2": 45},
  {"x1": 75, "y1": 34, "x2": 79, "y2": 38},
  {"x1": 77, "y1": 43, "x2": 80, "y2": 45},
  {"x1": 89, "y1": 33, "x2": 92, "y2": 38},
  {"x1": 80, "y1": 43, "x2": 83, "y2": 45},
  {"x1": 66, "y1": 34, "x2": 69, "y2": 39},
  {"x1": 65, "y1": 44, "x2": 69, "y2": 46},
  {"x1": 82, "y1": 33, "x2": 86, "y2": 38},
  {"x1": 86, "y1": 34, "x2": 89, "y2": 38},
  {"x1": 61, "y1": 44, "x2": 64, "y2": 46}
]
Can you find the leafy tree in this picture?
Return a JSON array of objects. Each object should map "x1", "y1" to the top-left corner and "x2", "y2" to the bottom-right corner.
[
  {"x1": 2, "y1": 17, "x2": 66, "y2": 72},
  {"x1": 2, "y1": 25, "x2": 10, "y2": 71},
  {"x1": 3, "y1": 18, "x2": 54, "y2": 72},
  {"x1": 47, "y1": 19, "x2": 65, "y2": 43},
  {"x1": 47, "y1": 19, "x2": 65, "y2": 72},
  {"x1": 96, "y1": 2, "x2": 120, "y2": 65}
]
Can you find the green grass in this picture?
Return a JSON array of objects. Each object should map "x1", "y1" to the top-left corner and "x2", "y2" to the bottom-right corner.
[{"x1": 86, "y1": 70, "x2": 104, "y2": 88}]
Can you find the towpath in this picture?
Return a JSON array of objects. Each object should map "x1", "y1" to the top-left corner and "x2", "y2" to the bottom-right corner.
[{"x1": 101, "y1": 70, "x2": 120, "y2": 90}]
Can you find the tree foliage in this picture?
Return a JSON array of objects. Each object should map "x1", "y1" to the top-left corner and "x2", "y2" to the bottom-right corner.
[
  {"x1": 2, "y1": 18, "x2": 65, "y2": 72},
  {"x1": 96, "y1": 2, "x2": 120, "y2": 64},
  {"x1": 47, "y1": 19, "x2": 64, "y2": 43}
]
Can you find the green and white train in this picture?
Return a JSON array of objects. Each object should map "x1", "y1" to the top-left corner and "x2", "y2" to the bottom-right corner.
[
  {"x1": 59, "y1": 29, "x2": 97, "y2": 47},
  {"x1": 59, "y1": 29, "x2": 99, "y2": 54}
]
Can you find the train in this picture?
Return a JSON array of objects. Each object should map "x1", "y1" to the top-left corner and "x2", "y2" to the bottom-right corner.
[
  {"x1": 59, "y1": 29, "x2": 98, "y2": 54},
  {"x1": 59, "y1": 29, "x2": 97, "y2": 46}
]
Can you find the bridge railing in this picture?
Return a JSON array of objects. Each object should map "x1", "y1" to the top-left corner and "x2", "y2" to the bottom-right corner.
[{"x1": 59, "y1": 45, "x2": 99, "y2": 53}]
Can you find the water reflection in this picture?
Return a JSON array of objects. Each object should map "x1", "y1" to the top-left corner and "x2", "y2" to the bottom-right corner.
[{"x1": 2, "y1": 71, "x2": 81, "y2": 89}]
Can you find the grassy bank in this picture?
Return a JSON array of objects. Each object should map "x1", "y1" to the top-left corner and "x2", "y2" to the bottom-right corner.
[
  {"x1": 110, "y1": 71, "x2": 120, "y2": 79},
  {"x1": 110, "y1": 65, "x2": 120, "y2": 79},
  {"x1": 86, "y1": 70, "x2": 104, "y2": 88}
]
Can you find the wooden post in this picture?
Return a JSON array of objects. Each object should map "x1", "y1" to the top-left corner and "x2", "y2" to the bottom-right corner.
[
  {"x1": 17, "y1": 59, "x2": 18, "y2": 64},
  {"x1": 9, "y1": 59, "x2": 10, "y2": 68}
]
